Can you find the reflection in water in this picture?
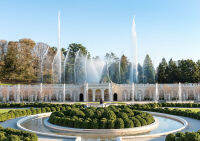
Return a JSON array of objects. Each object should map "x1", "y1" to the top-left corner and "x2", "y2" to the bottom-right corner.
[{"x1": 21, "y1": 116, "x2": 183, "y2": 141}]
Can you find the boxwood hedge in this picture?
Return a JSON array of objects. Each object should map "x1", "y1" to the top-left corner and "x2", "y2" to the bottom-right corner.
[
  {"x1": 49, "y1": 105, "x2": 155, "y2": 129},
  {"x1": 0, "y1": 125, "x2": 37, "y2": 141}
]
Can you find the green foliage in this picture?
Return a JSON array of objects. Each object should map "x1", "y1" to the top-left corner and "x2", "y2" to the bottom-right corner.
[
  {"x1": 49, "y1": 105, "x2": 154, "y2": 129},
  {"x1": 157, "y1": 58, "x2": 200, "y2": 83},
  {"x1": 165, "y1": 132, "x2": 200, "y2": 141},
  {"x1": 143, "y1": 54, "x2": 155, "y2": 83},
  {"x1": 0, "y1": 126, "x2": 37, "y2": 141}
]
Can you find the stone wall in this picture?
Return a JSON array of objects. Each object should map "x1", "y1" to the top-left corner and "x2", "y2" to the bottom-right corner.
[{"x1": 0, "y1": 83, "x2": 200, "y2": 102}]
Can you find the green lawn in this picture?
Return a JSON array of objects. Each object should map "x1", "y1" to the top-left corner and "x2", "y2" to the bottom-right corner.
[
  {"x1": 169, "y1": 108, "x2": 200, "y2": 113},
  {"x1": 0, "y1": 109, "x2": 15, "y2": 114}
]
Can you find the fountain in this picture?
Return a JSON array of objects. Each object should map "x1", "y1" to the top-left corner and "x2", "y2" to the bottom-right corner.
[
  {"x1": 52, "y1": 11, "x2": 62, "y2": 84},
  {"x1": 130, "y1": 16, "x2": 138, "y2": 83},
  {"x1": 33, "y1": 42, "x2": 49, "y2": 83}
]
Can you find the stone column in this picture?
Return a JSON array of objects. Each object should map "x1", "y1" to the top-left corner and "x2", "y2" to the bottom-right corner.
[
  {"x1": 92, "y1": 89, "x2": 95, "y2": 102},
  {"x1": 131, "y1": 83, "x2": 135, "y2": 102},
  {"x1": 63, "y1": 84, "x2": 65, "y2": 102},
  {"x1": 178, "y1": 82, "x2": 182, "y2": 102},
  {"x1": 109, "y1": 83, "x2": 113, "y2": 101},
  {"x1": 7, "y1": 88, "x2": 9, "y2": 102},
  {"x1": 154, "y1": 83, "x2": 159, "y2": 102},
  {"x1": 16, "y1": 84, "x2": 21, "y2": 103},
  {"x1": 84, "y1": 83, "x2": 88, "y2": 102},
  {"x1": 101, "y1": 89, "x2": 104, "y2": 101},
  {"x1": 40, "y1": 83, "x2": 43, "y2": 102}
]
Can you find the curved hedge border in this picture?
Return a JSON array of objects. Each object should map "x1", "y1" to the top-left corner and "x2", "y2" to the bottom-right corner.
[
  {"x1": 49, "y1": 105, "x2": 155, "y2": 129},
  {"x1": 0, "y1": 125, "x2": 37, "y2": 141},
  {"x1": 166, "y1": 130, "x2": 200, "y2": 141}
]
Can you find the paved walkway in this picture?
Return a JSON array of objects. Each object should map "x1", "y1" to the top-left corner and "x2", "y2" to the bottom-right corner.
[{"x1": 0, "y1": 114, "x2": 200, "y2": 141}]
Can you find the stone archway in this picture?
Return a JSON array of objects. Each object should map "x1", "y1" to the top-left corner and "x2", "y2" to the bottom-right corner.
[
  {"x1": 95, "y1": 89, "x2": 101, "y2": 102},
  {"x1": 9, "y1": 91, "x2": 15, "y2": 101},
  {"x1": 159, "y1": 90, "x2": 164, "y2": 100},
  {"x1": 88, "y1": 89, "x2": 93, "y2": 102},
  {"x1": 104, "y1": 89, "x2": 109, "y2": 101},
  {"x1": 65, "y1": 93, "x2": 71, "y2": 101},
  {"x1": 188, "y1": 90, "x2": 195, "y2": 100},
  {"x1": 79, "y1": 93, "x2": 84, "y2": 102},
  {"x1": 113, "y1": 93, "x2": 118, "y2": 101},
  {"x1": 122, "y1": 90, "x2": 128, "y2": 101}
]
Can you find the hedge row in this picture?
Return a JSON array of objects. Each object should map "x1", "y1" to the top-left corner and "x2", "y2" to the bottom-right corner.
[
  {"x1": 128, "y1": 104, "x2": 200, "y2": 120},
  {"x1": 0, "y1": 125, "x2": 37, "y2": 141},
  {"x1": 49, "y1": 105, "x2": 155, "y2": 129},
  {"x1": 0, "y1": 106, "x2": 76, "y2": 122},
  {"x1": 166, "y1": 130, "x2": 200, "y2": 141}
]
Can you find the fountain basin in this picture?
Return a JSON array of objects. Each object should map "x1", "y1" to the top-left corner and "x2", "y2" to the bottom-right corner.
[
  {"x1": 16, "y1": 112, "x2": 188, "y2": 140},
  {"x1": 44, "y1": 114, "x2": 158, "y2": 136}
]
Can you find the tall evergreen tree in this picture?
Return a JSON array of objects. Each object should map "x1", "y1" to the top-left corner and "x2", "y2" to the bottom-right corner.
[
  {"x1": 166, "y1": 59, "x2": 179, "y2": 83},
  {"x1": 143, "y1": 54, "x2": 155, "y2": 84},
  {"x1": 157, "y1": 58, "x2": 168, "y2": 83},
  {"x1": 178, "y1": 59, "x2": 199, "y2": 83},
  {"x1": 137, "y1": 63, "x2": 143, "y2": 83}
]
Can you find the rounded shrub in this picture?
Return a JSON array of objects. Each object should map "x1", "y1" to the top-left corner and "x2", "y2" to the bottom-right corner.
[{"x1": 49, "y1": 105, "x2": 154, "y2": 129}]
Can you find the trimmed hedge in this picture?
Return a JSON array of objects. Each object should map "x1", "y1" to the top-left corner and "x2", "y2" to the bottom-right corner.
[
  {"x1": 166, "y1": 130, "x2": 200, "y2": 141},
  {"x1": 128, "y1": 104, "x2": 200, "y2": 120},
  {"x1": 49, "y1": 105, "x2": 155, "y2": 129},
  {"x1": 0, "y1": 125, "x2": 37, "y2": 141}
]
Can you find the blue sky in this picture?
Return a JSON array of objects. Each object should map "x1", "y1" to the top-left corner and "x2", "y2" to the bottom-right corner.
[{"x1": 0, "y1": 0, "x2": 200, "y2": 66}]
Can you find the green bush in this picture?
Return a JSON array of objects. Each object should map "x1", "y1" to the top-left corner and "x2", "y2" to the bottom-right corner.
[
  {"x1": 115, "y1": 118, "x2": 124, "y2": 129},
  {"x1": 49, "y1": 105, "x2": 154, "y2": 129}
]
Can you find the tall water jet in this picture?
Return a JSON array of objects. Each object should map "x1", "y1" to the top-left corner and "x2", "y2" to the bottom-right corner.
[
  {"x1": 130, "y1": 16, "x2": 138, "y2": 83},
  {"x1": 63, "y1": 51, "x2": 69, "y2": 83},
  {"x1": 74, "y1": 50, "x2": 87, "y2": 84},
  {"x1": 33, "y1": 43, "x2": 49, "y2": 83},
  {"x1": 86, "y1": 57, "x2": 104, "y2": 83},
  {"x1": 118, "y1": 59, "x2": 121, "y2": 83},
  {"x1": 52, "y1": 11, "x2": 62, "y2": 84}
]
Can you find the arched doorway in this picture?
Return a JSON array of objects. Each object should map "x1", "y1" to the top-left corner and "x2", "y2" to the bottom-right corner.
[
  {"x1": 9, "y1": 91, "x2": 15, "y2": 101},
  {"x1": 113, "y1": 93, "x2": 118, "y2": 101},
  {"x1": 104, "y1": 89, "x2": 109, "y2": 101},
  {"x1": 95, "y1": 89, "x2": 101, "y2": 102},
  {"x1": 88, "y1": 89, "x2": 93, "y2": 102},
  {"x1": 79, "y1": 93, "x2": 84, "y2": 101},
  {"x1": 65, "y1": 94, "x2": 71, "y2": 101}
]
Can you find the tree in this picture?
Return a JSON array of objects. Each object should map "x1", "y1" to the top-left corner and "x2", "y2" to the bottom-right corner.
[
  {"x1": 0, "y1": 41, "x2": 18, "y2": 82},
  {"x1": 157, "y1": 58, "x2": 168, "y2": 83},
  {"x1": 143, "y1": 54, "x2": 155, "y2": 83},
  {"x1": 65, "y1": 43, "x2": 90, "y2": 84},
  {"x1": 166, "y1": 59, "x2": 179, "y2": 83},
  {"x1": 178, "y1": 59, "x2": 199, "y2": 83},
  {"x1": 137, "y1": 63, "x2": 143, "y2": 83},
  {"x1": 120, "y1": 55, "x2": 129, "y2": 84}
]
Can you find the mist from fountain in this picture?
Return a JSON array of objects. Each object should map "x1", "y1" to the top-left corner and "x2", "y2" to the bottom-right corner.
[
  {"x1": 52, "y1": 11, "x2": 62, "y2": 84},
  {"x1": 86, "y1": 58, "x2": 105, "y2": 83},
  {"x1": 130, "y1": 16, "x2": 138, "y2": 83},
  {"x1": 33, "y1": 43, "x2": 49, "y2": 83},
  {"x1": 74, "y1": 50, "x2": 87, "y2": 84}
]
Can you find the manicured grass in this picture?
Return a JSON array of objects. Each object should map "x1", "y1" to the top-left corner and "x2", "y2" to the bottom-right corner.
[
  {"x1": 0, "y1": 109, "x2": 14, "y2": 113},
  {"x1": 169, "y1": 108, "x2": 200, "y2": 113}
]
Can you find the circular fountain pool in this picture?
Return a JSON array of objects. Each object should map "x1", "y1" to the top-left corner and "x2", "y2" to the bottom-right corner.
[{"x1": 17, "y1": 112, "x2": 187, "y2": 140}]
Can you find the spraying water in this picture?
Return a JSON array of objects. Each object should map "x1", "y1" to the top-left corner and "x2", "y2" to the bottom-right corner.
[
  {"x1": 33, "y1": 43, "x2": 49, "y2": 83},
  {"x1": 52, "y1": 11, "x2": 62, "y2": 84},
  {"x1": 131, "y1": 16, "x2": 138, "y2": 83}
]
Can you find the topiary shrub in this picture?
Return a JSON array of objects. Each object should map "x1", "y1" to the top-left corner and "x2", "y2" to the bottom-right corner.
[
  {"x1": 115, "y1": 118, "x2": 124, "y2": 129},
  {"x1": 49, "y1": 105, "x2": 154, "y2": 129}
]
